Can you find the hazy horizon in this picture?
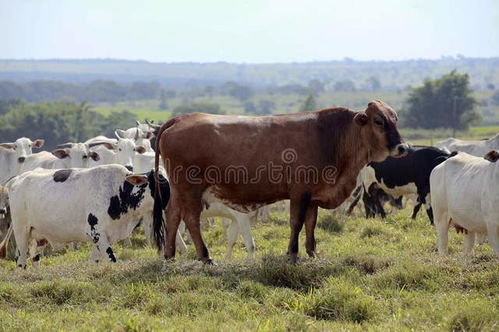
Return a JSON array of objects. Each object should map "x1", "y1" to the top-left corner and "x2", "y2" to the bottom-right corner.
[{"x1": 1, "y1": 0, "x2": 498, "y2": 63}]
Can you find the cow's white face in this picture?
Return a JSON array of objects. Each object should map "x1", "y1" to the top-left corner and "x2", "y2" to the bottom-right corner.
[
  {"x1": 0, "y1": 137, "x2": 44, "y2": 163},
  {"x1": 115, "y1": 139, "x2": 138, "y2": 171},
  {"x1": 52, "y1": 143, "x2": 100, "y2": 168}
]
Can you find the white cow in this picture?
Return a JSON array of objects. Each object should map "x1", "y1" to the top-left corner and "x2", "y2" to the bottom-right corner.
[
  {"x1": 1, "y1": 165, "x2": 169, "y2": 268},
  {"x1": 436, "y1": 133, "x2": 499, "y2": 156},
  {"x1": 89, "y1": 137, "x2": 146, "y2": 171},
  {"x1": 0, "y1": 138, "x2": 44, "y2": 184},
  {"x1": 115, "y1": 125, "x2": 154, "y2": 152},
  {"x1": 430, "y1": 150, "x2": 499, "y2": 254},
  {"x1": 19, "y1": 143, "x2": 102, "y2": 173}
]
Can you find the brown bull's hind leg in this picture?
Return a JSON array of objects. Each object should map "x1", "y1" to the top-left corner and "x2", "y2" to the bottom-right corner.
[
  {"x1": 182, "y1": 197, "x2": 214, "y2": 264},
  {"x1": 304, "y1": 203, "x2": 318, "y2": 258},
  {"x1": 287, "y1": 193, "x2": 311, "y2": 262},
  {"x1": 164, "y1": 195, "x2": 182, "y2": 260}
]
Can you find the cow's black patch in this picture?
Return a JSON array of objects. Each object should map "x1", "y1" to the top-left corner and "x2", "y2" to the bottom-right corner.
[
  {"x1": 87, "y1": 213, "x2": 100, "y2": 243},
  {"x1": 107, "y1": 181, "x2": 147, "y2": 220},
  {"x1": 53, "y1": 169, "x2": 73, "y2": 182},
  {"x1": 106, "y1": 247, "x2": 117, "y2": 262}
]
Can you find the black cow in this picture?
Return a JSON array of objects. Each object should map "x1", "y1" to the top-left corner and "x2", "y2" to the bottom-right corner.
[{"x1": 349, "y1": 146, "x2": 453, "y2": 224}]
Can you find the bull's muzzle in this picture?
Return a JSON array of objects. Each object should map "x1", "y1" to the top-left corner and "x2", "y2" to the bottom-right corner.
[{"x1": 390, "y1": 143, "x2": 409, "y2": 158}]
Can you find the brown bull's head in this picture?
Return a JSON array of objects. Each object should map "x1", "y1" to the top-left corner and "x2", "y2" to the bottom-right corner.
[{"x1": 355, "y1": 100, "x2": 408, "y2": 162}]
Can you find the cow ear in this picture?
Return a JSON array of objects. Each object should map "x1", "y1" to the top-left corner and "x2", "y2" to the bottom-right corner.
[
  {"x1": 52, "y1": 149, "x2": 70, "y2": 159},
  {"x1": 89, "y1": 151, "x2": 100, "y2": 161},
  {"x1": 33, "y1": 139, "x2": 45, "y2": 148},
  {"x1": 125, "y1": 175, "x2": 149, "y2": 186},
  {"x1": 484, "y1": 150, "x2": 499, "y2": 162},
  {"x1": 103, "y1": 142, "x2": 117, "y2": 150},
  {"x1": 354, "y1": 112, "x2": 368, "y2": 126},
  {"x1": 135, "y1": 146, "x2": 146, "y2": 154},
  {"x1": 0, "y1": 143, "x2": 15, "y2": 149}
]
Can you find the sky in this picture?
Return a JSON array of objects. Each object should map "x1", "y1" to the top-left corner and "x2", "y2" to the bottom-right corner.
[{"x1": 1, "y1": 0, "x2": 498, "y2": 63}]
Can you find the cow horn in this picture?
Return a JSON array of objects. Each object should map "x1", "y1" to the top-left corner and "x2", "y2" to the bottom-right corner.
[
  {"x1": 136, "y1": 120, "x2": 141, "y2": 126},
  {"x1": 145, "y1": 119, "x2": 160, "y2": 129},
  {"x1": 134, "y1": 128, "x2": 140, "y2": 140},
  {"x1": 87, "y1": 141, "x2": 111, "y2": 148},
  {"x1": 56, "y1": 142, "x2": 74, "y2": 149},
  {"x1": 114, "y1": 130, "x2": 124, "y2": 140}
]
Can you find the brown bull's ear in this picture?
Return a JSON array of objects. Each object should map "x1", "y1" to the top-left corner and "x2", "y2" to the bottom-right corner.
[
  {"x1": 33, "y1": 139, "x2": 44, "y2": 148},
  {"x1": 52, "y1": 149, "x2": 70, "y2": 159},
  {"x1": 125, "y1": 174, "x2": 149, "y2": 186},
  {"x1": 0, "y1": 143, "x2": 15, "y2": 149},
  {"x1": 354, "y1": 112, "x2": 368, "y2": 126},
  {"x1": 484, "y1": 150, "x2": 499, "y2": 162},
  {"x1": 89, "y1": 151, "x2": 100, "y2": 161}
]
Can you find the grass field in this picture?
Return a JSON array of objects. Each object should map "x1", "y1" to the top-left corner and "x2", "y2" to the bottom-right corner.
[{"x1": 0, "y1": 206, "x2": 497, "y2": 331}]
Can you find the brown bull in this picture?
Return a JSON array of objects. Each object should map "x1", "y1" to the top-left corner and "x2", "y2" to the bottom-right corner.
[{"x1": 155, "y1": 100, "x2": 407, "y2": 263}]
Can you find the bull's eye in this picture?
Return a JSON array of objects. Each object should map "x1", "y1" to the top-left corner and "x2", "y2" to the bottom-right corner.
[
  {"x1": 83, "y1": 155, "x2": 88, "y2": 159},
  {"x1": 374, "y1": 119, "x2": 385, "y2": 127},
  {"x1": 118, "y1": 148, "x2": 122, "y2": 152}
]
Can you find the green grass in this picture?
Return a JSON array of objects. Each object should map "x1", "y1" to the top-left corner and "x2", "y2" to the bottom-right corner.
[{"x1": 0, "y1": 206, "x2": 497, "y2": 331}]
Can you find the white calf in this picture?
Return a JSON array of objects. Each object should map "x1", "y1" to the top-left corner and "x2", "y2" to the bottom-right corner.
[{"x1": 430, "y1": 151, "x2": 499, "y2": 254}]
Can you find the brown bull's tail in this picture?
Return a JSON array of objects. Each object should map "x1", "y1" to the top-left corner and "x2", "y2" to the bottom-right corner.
[{"x1": 152, "y1": 117, "x2": 179, "y2": 252}]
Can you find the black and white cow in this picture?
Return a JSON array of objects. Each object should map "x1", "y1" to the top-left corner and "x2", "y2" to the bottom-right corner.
[
  {"x1": 349, "y1": 146, "x2": 453, "y2": 223},
  {"x1": 0, "y1": 165, "x2": 169, "y2": 268}
]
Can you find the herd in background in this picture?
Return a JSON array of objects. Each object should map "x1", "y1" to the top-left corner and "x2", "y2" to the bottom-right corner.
[{"x1": 0, "y1": 109, "x2": 498, "y2": 268}]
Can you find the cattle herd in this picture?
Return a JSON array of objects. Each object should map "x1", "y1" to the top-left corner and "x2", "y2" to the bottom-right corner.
[{"x1": 0, "y1": 101, "x2": 497, "y2": 269}]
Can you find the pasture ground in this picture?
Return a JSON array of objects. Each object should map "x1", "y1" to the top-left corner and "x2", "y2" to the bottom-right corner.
[{"x1": 0, "y1": 206, "x2": 497, "y2": 331}]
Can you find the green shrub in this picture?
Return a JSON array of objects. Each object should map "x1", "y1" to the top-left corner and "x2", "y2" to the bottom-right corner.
[{"x1": 318, "y1": 214, "x2": 344, "y2": 233}]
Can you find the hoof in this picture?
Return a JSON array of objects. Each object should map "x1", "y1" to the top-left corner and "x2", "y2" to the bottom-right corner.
[
  {"x1": 204, "y1": 258, "x2": 217, "y2": 266},
  {"x1": 288, "y1": 254, "x2": 299, "y2": 263}
]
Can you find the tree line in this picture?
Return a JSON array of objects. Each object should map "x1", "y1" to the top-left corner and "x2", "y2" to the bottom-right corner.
[
  {"x1": 0, "y1": 71, "x2": 484, "y2": 149},
  {"x1": 0, "y1": 101, "x2": 137, "y2": 150}
]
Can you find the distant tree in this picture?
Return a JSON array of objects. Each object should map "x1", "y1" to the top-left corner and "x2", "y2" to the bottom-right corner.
[
  {"x1": 172, "y1": 103, "x2": 225, "y2": 116},
  {"x1": 334, "y1": 80, "x2": 356, "y2": 92},
  {"x1": 158, "y1": 90, "x2": 168, "y2": 110},
  {"x1": 405, "y1": 71, "x2": 479, "y2": 132},
  {"x1": 300, "y1": 95, "x2": 317, "y2": 112},
  {"x1": 223, "y1": 82, "x2": 253, "y2": 101},
  {"x1": 366, "y1": 76, "x2": 382, "y2": 91},
  {"x1": 273, "y1": 84, "x2": 309, "y2": 95},
  {"x1": 0, "y1": 98, "x2": 22, "y2": 116},
  {"x1": 243, "y1": 101, "x2": 257, "y2": 114},
  {"x1": 308, "y1": 79, "x2": 325, "y2": 95},
  {"x1": 491, "y1": 90, "x2": 499, "y2": 106},
  {"x1": 258, "y1": 100, "x2": 275, "y2": 115}
]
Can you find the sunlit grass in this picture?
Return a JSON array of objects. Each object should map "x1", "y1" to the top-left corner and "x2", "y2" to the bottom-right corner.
[{"x1": 0, "y1": 204, "x2": 497, "y2": 331}]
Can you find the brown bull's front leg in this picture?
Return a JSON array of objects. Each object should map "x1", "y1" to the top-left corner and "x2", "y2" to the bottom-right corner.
[
  {"x1": 287, "y1": 193, "x2": 311, "y2": 262},
  {"x1": 304, "y1": 203, "x2": 318, "y2": 258}
]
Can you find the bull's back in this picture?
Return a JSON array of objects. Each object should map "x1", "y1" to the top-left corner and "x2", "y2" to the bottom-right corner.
[{"x1": 162, "y1": 113, "x2": 319, "y2": 167}]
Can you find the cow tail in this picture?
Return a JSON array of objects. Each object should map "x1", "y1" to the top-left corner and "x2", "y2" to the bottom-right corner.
[
  {"x1": 0, "y1": 223, "x2": 13, "y2": 259},
  {"x1": 152, "y1": 117, "x2": 177, "y2": 253}
]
